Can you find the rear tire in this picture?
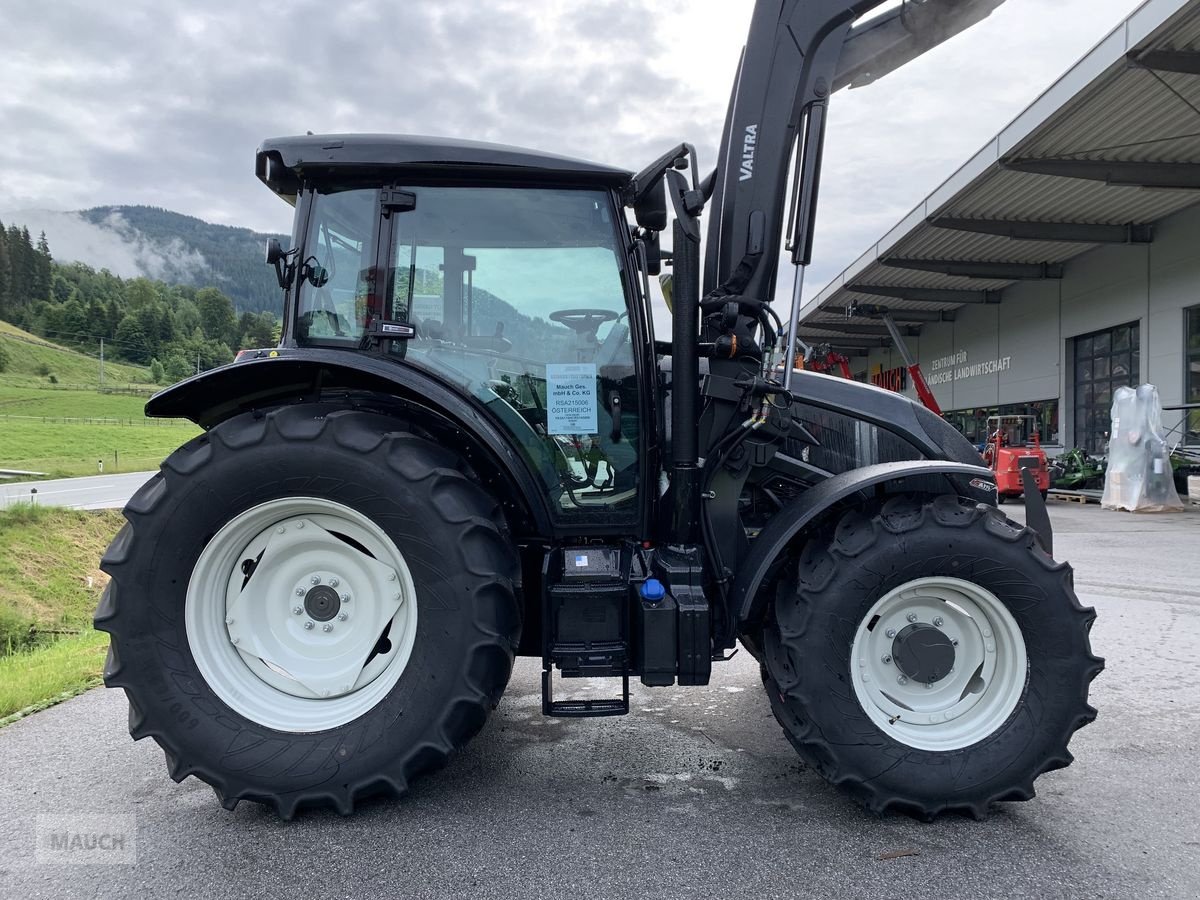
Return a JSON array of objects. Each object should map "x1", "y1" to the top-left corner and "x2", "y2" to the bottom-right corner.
[
  {"x1": 95, "y1": 404, "x2": 521, "y2": 817},
  {"x1": 762, "y1": 494, "x2": 1103, "y2": 819}
]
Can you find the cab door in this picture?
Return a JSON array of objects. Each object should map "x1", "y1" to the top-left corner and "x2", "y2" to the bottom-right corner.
[{"x1": 371, "y1": 183, "x2": 653, "y2": 531}]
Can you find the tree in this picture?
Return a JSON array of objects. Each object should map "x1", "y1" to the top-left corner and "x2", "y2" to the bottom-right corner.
[
  {"x1": 33, "y1": 231, "x2": 52, "y2": 302},
  {"x1": 58, "y1": 298, "x2": 90, "y2": 344},
  {"x1": 149, "y1": 358, "x2": 165, "y2": 383},
  {"x1": 238, "y1": 310, "x2": 276, "y2": 349},
  {"x1": 163, "y1": 353, "x2": 192, "y2": 382},
  {"x1": 174, "y1": 298, "x2": 201, "y2": 335},
  {"x1": 125, "y1": 278, "x2": 159, "y2": 310},
  {"x1": 114, "y1": 315, "x2": 152, "y2": 363},
  {"x1": 196, "y1": 287, "x2": 237, "y2": 346},
  {"x1": 51, "y1": 272, "x2": 73, "y2": 304},
  {"x1": 6, "y1": 224, "x2": 36, "y2": 309},
  {"x1": 0, "y1": 218, "x2": 11, "y2": 316}
]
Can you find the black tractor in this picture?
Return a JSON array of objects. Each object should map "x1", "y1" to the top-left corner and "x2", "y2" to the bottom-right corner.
[{"x1": 96, "y1": 0, "x2": 1102, "y2": 819}]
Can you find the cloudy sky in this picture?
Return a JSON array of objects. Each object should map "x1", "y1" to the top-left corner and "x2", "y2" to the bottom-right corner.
[{"x1": 0, "y1": 0, "x2": 1146, "y2": 297}]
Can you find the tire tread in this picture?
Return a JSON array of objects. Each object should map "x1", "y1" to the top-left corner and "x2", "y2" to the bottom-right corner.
[
  {"x1": 94, "y1": 404, "x2": 520, "y2": 818},
  {"x1": 763, "y1": 495, "x2": 1104, "y2": 819}
]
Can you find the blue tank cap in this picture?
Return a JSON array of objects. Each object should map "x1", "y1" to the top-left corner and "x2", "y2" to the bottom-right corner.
[{"x1": 641, "y1": 578, "x2": 666, "y2": 602}]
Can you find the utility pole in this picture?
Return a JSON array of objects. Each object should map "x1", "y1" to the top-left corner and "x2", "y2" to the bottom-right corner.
[{"x1": 99, "y1": 338, "x2": 105, "y2": 386}]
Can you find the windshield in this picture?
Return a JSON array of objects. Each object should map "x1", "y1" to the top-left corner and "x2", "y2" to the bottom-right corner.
[{"x1": 295, "y1": 184, "x2": 641, "y2": 522}]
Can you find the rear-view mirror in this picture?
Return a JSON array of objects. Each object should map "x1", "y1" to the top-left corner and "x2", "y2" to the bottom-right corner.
[{"x1": 633, "y1": 179, "x2": 668, "y2": 232}]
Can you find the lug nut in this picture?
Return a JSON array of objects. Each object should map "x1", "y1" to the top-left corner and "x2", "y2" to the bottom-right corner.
[
  {"x1": 388, "y1": 572, "x2": 397, "y2": 582},
  {"x1": 292, "y1": 606, "x2": 303, "y2": 615},
  {"x1": 933, "y1": 616, "x2": 944, "y2": 627},
  {"x1": 330, "y1": 577, "x2": 340, "y2": 588},
  {"x1": 341, "y1": 594, "x2": 351, "y2": 603},
  {"x1": 276, "y1": 526, "x2": 286, "y2": 534},
  {"x1": 310, "y1": 575, "x2": 321, "y2": 585},
  {"x1": 303, "y1": 621, "x2": 314, "y2": 630},
  {"x1": 322, "y1": 623, "x2": 333, "y2": 633},
  {"x1": 231, "y1": 636, "x2": 240, "y2": 645},
  {"x1": 952, "y1": 639, "x2": 959, "y2": 646},
  {"x1": 924, "y1": 682, "x2": 932, "y2": 690},
  {"x1": 295, "y1": 587, "x2": 305, "y2": 596},
  {"x1": 897, "y1": 675, "x2": 908, "y2": 685},
  {"x1": 338, "y1": 612, "x2": 348, "y2": 621},
  {"x1": 906, "y1": 613, "x2": 918, "y2": 623},
  {"x1": 296, "y1": 521, "x2": 305, "y2": 529},
  {"x1": 225, "y1": 616, "x2": 234, "y2": 625},
  {"x1": 881, "y1": 655, "x2": 892, "y2": 665},
  {"x1": 885, "y1": 628, "x2": 897, "y2": 639}
]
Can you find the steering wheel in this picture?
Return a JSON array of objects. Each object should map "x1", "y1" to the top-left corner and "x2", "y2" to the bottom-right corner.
[{"x1": 549, "y1": 308, "x2": 618, "y2": 335}]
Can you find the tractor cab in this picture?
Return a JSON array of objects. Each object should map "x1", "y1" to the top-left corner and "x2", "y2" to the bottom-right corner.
[
  {"x1": 983, "y1": 414, "x2": 1050, "y2": 502},
  {"x1": 256, "y1": 135, "x2": 657, "y2": 527}
]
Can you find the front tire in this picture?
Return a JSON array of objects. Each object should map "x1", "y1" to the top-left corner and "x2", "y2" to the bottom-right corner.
[
  {"x1": 95, "y1": 405, "x2": 521, "y2": 817},
  {"x1": 762, "y1": 494, "x2": 1103, "y2": 818}
]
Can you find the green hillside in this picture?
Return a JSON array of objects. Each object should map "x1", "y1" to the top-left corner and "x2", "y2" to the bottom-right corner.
[
  {"x1": 0, "y1": 322, "x2": 197, "y2": 478},
  {"x1": 0, "y1": 505, "x2": 123, "y2": 722},
  {"x1": 0, "y1": 320, "x2": 150, "y2": 387}
]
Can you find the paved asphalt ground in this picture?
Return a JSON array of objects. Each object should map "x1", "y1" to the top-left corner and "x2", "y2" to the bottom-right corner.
[
  {"x1": 0, "y1": 471, "x2": 155, "y2": 510},
  {"x1": 0, "y1": 500, "x2": 1197, "y2": 899}
]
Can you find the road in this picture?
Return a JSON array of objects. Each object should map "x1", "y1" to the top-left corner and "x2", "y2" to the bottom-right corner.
[
  {"x1": 0, "y1": 501, "x2": 1197, "y2": 899},
  {"x1": 0, "y1": 471, "x2": 155, "y2": 511}
]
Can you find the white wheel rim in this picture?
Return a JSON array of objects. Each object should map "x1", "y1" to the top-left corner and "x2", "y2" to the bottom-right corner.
[
  {"x1": 849, "y1": 576, "x2": 1027, "y2": 751},
  {"x1": 185, "y1": 497, "x2": 418, "y2": 733}
]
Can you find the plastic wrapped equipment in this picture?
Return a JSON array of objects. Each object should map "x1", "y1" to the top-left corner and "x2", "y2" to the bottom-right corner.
[{"x1": 1101, "y1": 384, "x2": 1183, "y2": 512}]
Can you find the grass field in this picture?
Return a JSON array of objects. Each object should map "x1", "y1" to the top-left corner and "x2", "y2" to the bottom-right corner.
[
  {"x1": 0, "y1": 504, "x2": 123, "y2": 722},
  {"x1": 0, "y1": 331, "x2": 200, "y2": 477},
  {"x1": 0, "y1": 384, "x2": 160, "y2": 419},
  {"x1": 0, "y1": 320, "x2": 150, "y2": 387},
  {"x1": 0, "y1": 631, "x2": 108, "y2": 726}
]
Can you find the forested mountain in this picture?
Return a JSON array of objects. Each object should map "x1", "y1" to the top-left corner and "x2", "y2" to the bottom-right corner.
[
  {"x1": 0, "y1": 222, "x2": 274, "y2": 383},
  {"x1": 77, "y1": 206, "x2": 288, "y2": 314}
]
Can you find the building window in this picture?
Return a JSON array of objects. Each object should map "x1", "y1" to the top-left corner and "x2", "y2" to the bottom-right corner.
[
  {"x1": 1072, "y1": 321, "x2": 1139, "y2": 454},
  {"x1": 1188, "y1": 306, "x2": 1200, "y2": 445},
  {"x1": 944, "y1": 399, "x2": 1059, "y2": 449}
]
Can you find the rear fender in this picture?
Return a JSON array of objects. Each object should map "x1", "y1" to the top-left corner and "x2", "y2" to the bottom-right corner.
[
  {"x1": 733, "y1": 460, "x2": 995, "y2": 632},
  {"x1": 145, "y1": 350, "x2": 555, "y2": 535}
]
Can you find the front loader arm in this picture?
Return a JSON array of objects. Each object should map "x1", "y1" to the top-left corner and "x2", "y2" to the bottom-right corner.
[{"x1": 702, "y1": 0, "x2": 1007, "y2": 305}]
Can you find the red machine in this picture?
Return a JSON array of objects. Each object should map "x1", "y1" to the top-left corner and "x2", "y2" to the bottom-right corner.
[
  {"x1": 983, "y1": 415, "x2": 1050, "y2": 503},
  {"x1": 797, "y1": 341, "x2": 853, "y2": 379}
]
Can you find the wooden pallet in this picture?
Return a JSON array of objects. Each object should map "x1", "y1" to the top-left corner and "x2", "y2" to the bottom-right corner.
[{"x1": 1048, "y1": 490, "x2": 1101, "y2": 505}]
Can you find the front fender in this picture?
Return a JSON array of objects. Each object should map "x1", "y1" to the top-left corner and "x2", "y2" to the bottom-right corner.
[
  {"x1": 145, "y1": 349, "x2": 556, "y2": 535},
  {"x1": 733, "y1": 460, "x2": 995, "y2": 630}
]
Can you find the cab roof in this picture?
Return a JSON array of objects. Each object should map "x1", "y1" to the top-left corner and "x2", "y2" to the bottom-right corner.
[{"x1": 256, "y1": 133, "x2": 632, "y2": 200}]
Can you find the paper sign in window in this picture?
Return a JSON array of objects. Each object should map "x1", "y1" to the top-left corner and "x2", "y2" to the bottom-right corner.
[{"x1": 545, "y1": 363, "x2": 598, "y2": 435}]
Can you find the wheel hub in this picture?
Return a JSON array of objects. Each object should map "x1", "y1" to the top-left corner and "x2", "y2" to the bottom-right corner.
[
  {"x1": 187, "y1": 498, "x2": 420, "y2": 733},
  {"x1": 892, "y1": 623, "x2": 955, "y2": 685},
  {"x1": 303, "y1": 584, "x2": 341, "y2": 622},
  {"x1": 849, "y1": 577, "x2": 1028, "y2": 751}
]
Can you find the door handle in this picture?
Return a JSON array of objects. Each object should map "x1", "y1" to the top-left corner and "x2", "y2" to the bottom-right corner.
[{"x1": 609, "y1": 392, "x2": 622, "y2": 443}]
